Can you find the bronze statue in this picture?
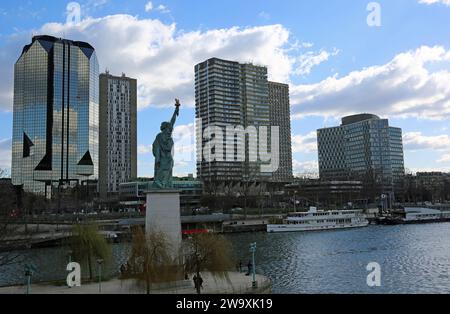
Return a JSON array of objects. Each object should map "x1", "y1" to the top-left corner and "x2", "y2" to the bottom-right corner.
[{"x1": 152, "y1": 99, "x2": 181, "y2": 189}]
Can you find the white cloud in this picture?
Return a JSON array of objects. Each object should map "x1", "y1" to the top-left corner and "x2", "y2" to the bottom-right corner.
[
  {"x1": 291, "y1": 46, "x2": 450, "y2": 120},
  {"x1": 419, "y1": 0, "x2": 450, "y2": 6},
  {"x1": 156, "y1": 5, "x2": 170, "y2": 13},
  {"x1": 34, "y1": 15, "x2": 294, "y2": 111},
  {"x1": 138, "y1": 145, "x2": 152, "y2": 155},
  {"x1": 173, "y1": 123, "x2": 195, "y2": 155},
  {"x1": 145, "y1": 1, "x2": 153, "y2": 12},
  {"x1": 408, "y1": 166, "x2": 450, "y2": 173},
  {"x1": 258, "y1": 11, "x2": 270, "y2": 20},
  {"x1": 0, "y1": 14, "x2": 339, "y2": 112},
  {"x1": 292, "y1": 132, "x2": 317, "y2": 153},
  {"x1": 293, "y1": 160, "x2": 319, "y2": 178},
  {"x1": 403, "y1": 132, "x2": 450, "y2": 151},
  {"x1": 437, "y1": 154, "x2": 450, "y2": 163},
  {"x1": 295, "y1": 48, "x2": 339, "y2": 76},
  {"x1": 0, "y1": 138, "x2": 12, "y2": 172},
  {"x1": 79, "y1": 0, "x2": 109, "y2": 17}
]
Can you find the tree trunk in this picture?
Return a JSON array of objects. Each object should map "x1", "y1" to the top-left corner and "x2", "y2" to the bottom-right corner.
[
  {"x1": 88, "y1": 253, "x2": 93, "y2": 280},
  {"x1": 196, "y1": 270, "x2": 201, "y2": 295}
]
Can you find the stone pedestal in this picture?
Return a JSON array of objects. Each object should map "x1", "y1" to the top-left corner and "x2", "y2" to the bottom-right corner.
[{"x1": 145, "y1": 190, "x2": 182, "y2": 257}]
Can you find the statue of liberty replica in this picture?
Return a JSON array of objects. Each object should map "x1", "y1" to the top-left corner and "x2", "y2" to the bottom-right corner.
[
  {"x1": 146, "y1": 99, "x2": 183, "y2": 263},
  {"x1": 152, "y1": 99, "x2": 181, "y2": 189}
]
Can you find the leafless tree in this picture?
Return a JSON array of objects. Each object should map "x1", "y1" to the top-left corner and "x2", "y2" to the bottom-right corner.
[
  {"x1": 183, "y1": 233, "x2": 234, "y2": 294},
  {"x1": 0, "y1": 168, "x2": 20, "y2": 267},
  {"x1": 126, "y1": 227, "x2": 177, "y2": 294},
  {"x1": 71, "y1": 223, "x2": 111, "y2": 281}
]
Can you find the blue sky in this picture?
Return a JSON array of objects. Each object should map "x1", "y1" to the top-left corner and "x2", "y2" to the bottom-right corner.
[{"x1": 1, "y1": 0, "x2": 450, "y2": 177}]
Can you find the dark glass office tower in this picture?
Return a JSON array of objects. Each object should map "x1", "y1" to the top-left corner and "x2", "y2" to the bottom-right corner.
[
  {"x1": 11, "y1": 35, "x2": 99, "y2": 196},
  {"x1": 317, "y1": 114, "x2": 405, "y2": 197}
]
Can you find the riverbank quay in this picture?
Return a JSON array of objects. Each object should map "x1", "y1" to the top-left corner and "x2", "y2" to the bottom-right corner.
[{"x1": 0, "y1": 271, "x2": 271, "y2": 294}]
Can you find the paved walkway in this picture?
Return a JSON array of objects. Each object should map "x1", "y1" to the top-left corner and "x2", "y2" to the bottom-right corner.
[{"x1": 0, "y1": 272, "x2": 271, "y2": 294}]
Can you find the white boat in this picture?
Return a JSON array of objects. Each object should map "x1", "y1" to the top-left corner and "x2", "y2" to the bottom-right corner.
[
  {"x1": 382, "y1": 207, "x2": 450, "y2": 225},
  {"x1": 267, "y1": 207, "x2": 369, "y2": 233}
]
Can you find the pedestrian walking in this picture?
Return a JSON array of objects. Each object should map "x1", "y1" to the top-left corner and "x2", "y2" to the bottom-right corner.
[{"x1": 247, "y1": 260, "x2": 253, "y2": 276}]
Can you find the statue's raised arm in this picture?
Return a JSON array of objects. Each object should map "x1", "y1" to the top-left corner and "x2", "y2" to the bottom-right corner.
[{"x1": 170, "y1": 99, "x2": 181, "y2": 128}]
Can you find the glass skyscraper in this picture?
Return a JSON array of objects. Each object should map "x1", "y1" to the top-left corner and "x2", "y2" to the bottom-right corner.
[
  {"x1": 11, "y1": 35, "x2": 99, "y2": 196},
  {"x1": 317, "y1": 114, "x2": 405, "y2": 197}
]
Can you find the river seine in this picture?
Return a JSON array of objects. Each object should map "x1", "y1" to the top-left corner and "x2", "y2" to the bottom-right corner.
[{"x1": 1, "y1": 223, "x2": 450, "y2": 294}]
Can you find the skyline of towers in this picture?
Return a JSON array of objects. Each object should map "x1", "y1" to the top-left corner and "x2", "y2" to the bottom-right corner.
[{"x1": 10, "y1": 35, "x2": 408, "y2": 198}]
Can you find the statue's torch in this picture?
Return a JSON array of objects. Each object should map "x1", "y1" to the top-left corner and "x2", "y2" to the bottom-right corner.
[{"x1": 175, "y1": 99, "x2": 181, "y2": 116}]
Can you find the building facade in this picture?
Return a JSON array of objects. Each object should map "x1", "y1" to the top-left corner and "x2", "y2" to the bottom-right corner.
[
  {"x1": 195, "y1": 57, "x2": 293, "y2": 183},
  {"x1": 404, "y1": 172, "x2": 450, "y2": 203},
  {"x1": 317, "y1": 114, "x2": 405, "y2": 197},
  {"x1": 287, "y1": 179, "x2": 364, "y2": 209},
  {"x1": 269, "y1": 82, "x2": 293, "y2": 182},
  {"x1": 119, "y1": 177, "x2": 203, "y2": 212},
  {"x1": 195, "y1": 58, "x2": 243, "y2": 182},
  {"x1": 12, "y1": 35, "x2": 99, "y2": 196},
  {"x1": 99, "y1": 72, "x2": 137, "y2": 199}
]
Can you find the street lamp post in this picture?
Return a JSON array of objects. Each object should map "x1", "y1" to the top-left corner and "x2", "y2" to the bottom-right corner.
[
  {"x1": 67, "y1": 250, "x2": 73, "y2": 264},
  {"x1": 24, "y1": 264, "x2": 36, "y2": 295},
  {"x1": 25, "y1": 270, "x2": 31, "y2": 295},
  {"x1": 249, "y1": 243, "x2": 257, "y2": 288},
  {"x1": 97, "y1": 259, "x2": 104, "y2": 294},
  {"x1": 294, "y1": 191, "x2": 297, "y2": 212}
]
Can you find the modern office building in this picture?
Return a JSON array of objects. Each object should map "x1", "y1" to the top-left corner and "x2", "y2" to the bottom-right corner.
[
  {"x1": 269, "y1": 82, "x2": 293, "y2": 182},
  {"x1": 11, "y1": 35, "x2": 99, "y2": 196},
  {"x1": 99, "y1": 72, "x2": 137, "y2": 199},
  {"x1": 195, "y1": 57, "x2": 293, "y2": 183},
  {"x1": 317, "y1": 114, "x2": 405, "y2": 197}
]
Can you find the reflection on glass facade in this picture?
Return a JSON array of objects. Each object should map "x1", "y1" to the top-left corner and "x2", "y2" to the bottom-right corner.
[
  {"x1": 317, "y1": 114, "x2": 405, "y2": 196},
  {"x1": 12, "y1": 35, "x2": 99, "y2": 195}
]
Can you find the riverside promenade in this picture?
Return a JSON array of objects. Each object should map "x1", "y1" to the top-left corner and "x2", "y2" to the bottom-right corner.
[{"x1": 0, "y1": 272, "x2": 272, "y2": 294}]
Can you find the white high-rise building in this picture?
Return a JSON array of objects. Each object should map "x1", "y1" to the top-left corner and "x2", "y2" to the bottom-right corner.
[
  {"x1": 99, "y1": 72, "x2": 137, "y2": 199},
  {"x1": 195, "y1": 57, "x2": 293, "y2": 183}
]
